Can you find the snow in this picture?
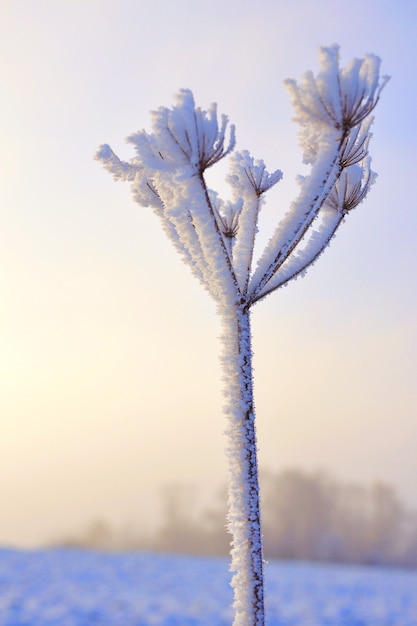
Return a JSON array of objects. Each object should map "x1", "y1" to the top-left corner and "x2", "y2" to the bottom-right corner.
[{"x1": 1, "y1": 548, "x2": 417, "y2": 625}]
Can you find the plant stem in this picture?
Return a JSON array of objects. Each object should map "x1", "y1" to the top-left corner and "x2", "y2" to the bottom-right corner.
[{"x1": 220, "y1": 304, "x2": 265, "y2": 625}]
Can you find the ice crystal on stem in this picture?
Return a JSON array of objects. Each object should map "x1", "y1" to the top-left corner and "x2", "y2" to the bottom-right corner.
[{"x1": 96, "y1": 45, "x2": 388, "y2": 626}]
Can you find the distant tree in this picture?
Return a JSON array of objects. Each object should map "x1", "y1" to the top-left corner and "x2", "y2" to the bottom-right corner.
[
  {"x1": 261, "y1": 471, "x2": 413, "y2": 567},
  {"x1": 329, "y1": 480, "x2": 371, "y2": 562},
  {"x1": 153, "y1": 483, "x2": 229, "y2": 556},
  {"x1": 56, "y1": 519, "x2": 116, "y2": 551},
  {"x1": 52, "y1": 471, "x2": 417, "y2": 569},
  {"x1": 364, "y1": 482, "x2": 404, "y2": 565},
  {"x1": 96, "y1": 45, "x2": 388, "y2": 625},
  {"x1": 154, "y1": 483, "x2": 204, "y2": 554},
  {"x1": 262, "y1": 469, "x2": 338, "y2": 561},
  {"x1": 402, "y1": 510, "x2": 417, "y2": 567}
]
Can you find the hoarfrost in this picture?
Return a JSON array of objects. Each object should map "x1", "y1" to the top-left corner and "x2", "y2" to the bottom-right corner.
[{"x1": 96, "y1": 44, "x2": 388, "y2": 626}]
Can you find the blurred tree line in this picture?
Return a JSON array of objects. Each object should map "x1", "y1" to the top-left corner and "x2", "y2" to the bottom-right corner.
[{"x1": 56, "y1": 469, "x2": 417, "y2": 568}]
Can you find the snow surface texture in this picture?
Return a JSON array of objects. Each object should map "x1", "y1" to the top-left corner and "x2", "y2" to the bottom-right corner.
[
  {"x1": 96, "y1": 45, "x2": 389, "y2": 625},
  {"x1": 1, "y1": 549, "x2": 417, "y2": 626}
]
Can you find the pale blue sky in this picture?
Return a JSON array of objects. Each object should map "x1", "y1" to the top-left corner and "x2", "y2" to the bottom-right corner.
[{"x1": 1, "y1": 0, "x2": 416, "y2": 546}]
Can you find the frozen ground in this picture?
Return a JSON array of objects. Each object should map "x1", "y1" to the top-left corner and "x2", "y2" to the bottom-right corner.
[{"x1": 0, "y1": 548, "x2": 417, "y2": 625}]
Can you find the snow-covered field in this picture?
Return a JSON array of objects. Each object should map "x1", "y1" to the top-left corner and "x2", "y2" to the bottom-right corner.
[{"x1": 1, "y1": 548, "x2": 417, "y2": 625}]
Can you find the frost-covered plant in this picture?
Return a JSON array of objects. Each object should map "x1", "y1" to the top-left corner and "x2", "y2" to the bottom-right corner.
[{"x1": 96, "y1": 45, "x2": 388, "y2": 626}]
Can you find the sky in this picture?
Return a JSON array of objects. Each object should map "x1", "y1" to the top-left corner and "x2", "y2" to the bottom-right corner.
[{"x1": 1, "y1": 0, "x2": 416, "y2": 548}]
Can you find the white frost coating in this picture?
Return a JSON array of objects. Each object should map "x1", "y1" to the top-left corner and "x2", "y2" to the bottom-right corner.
[
  {"x1": 219, "y1": 303, "x2": 264, "y2": 625},
  {"x1": 95, "y1": 144, "x2": 163, "y2": 209},
  {"x1": 227, "y1": 151, "x2": 283, "y2": 294},
  {"x1": 96, "y1": 91, "x2": 239, "y2": 304},
  {"x1": 247, "y1": 138, "x2": 341, "y2": 302},
  {"x1": 170, "y1": 173, "x2": 237, "y2": 303},
  {"x1": 96, "y1": 48, "x2": 387, "y2": 626},
  {"x1": 340, "y1": 117, "x2": 373, "y2": 167},
  {"x1": 325, "y1": 158, "x2": 376, "y2": 213},
  {"x1": 253, "y1": 157, "x2": 376, "y2": 303},
  {"x1": 151, "y1": 170, "x2": 231, "y2": 301},
  {"x1": 209, "y1": 190, "x2": 243, "y2": 258},
  {"x1": 255, "y1": 208, "x2": 343, "y2": 301},
  {"x1": 145, "y1": 172, "x2": 216, "y2": 294},
  {"x1": 128, "y1": 89, "x2": 236, "y2": 174},
  {"x1": 247, "y1": 47, "x2": 386, "y2": 306},
  {"x1": 284, "y1": 44, "x2": 389, "y2": 134}
]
